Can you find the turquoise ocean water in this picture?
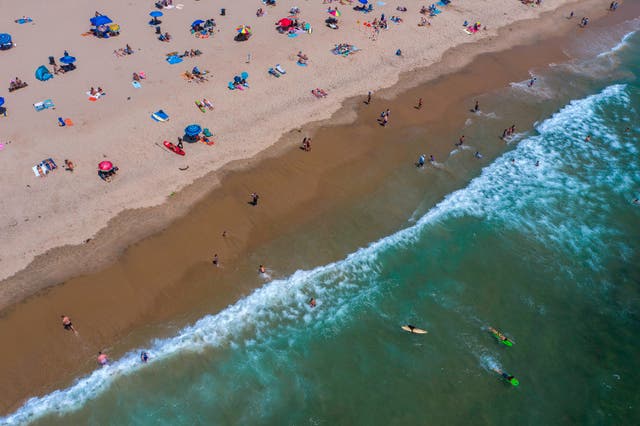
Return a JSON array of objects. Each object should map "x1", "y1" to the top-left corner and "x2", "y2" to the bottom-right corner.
[{"x1": 4, "y1": 28, "x2": 640, "y2": 426}]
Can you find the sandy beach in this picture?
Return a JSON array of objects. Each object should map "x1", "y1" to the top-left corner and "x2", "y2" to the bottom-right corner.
[
  {"x1": 0, "y1": 0, "x2": 590, "y2": 304},
  {"x1": 0, "y1": 0, "x2": 631, "y2": 417}
]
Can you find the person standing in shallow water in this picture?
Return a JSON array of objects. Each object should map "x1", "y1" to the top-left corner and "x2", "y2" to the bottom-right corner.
[{"x1": 474, "y1": 100, "x2": 479, "y2": 112}]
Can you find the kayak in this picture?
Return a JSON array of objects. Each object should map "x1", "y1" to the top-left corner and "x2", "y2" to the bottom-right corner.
[{"x1": 163, "y1": 141, "x2": 185, "y2": 156}]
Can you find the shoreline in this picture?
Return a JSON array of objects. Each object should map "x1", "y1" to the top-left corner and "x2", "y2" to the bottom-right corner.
[
  {"x1": 0, "y1": 0, "x2": 605, "y2": 311},
  {"x1": 0, "y1": 0, "x2": 634, "y2": 416}
]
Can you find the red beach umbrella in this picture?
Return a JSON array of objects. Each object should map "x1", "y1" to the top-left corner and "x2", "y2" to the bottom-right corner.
[
  {"x1": 278, "y1": 18, "x2": 293, "y2": 27},
  {"x1": 98, "y1": 160, "x2": 114, "y2": 171}
]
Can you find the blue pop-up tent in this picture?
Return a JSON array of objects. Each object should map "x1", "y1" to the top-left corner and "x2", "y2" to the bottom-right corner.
[
  {"x1": 35, "y1": 65, "x2": 53, "y2": 81},
  {"x1": 0, "y1": 33, "x2": 13, "y2": 50}
]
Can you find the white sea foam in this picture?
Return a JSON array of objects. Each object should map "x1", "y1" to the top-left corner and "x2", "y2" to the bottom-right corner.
[{"x1": 3, "y1": 84, "x2": 637, "y2": 425}]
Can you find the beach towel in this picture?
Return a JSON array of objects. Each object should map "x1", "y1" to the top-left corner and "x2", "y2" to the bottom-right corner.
[
  {"x1": 151, "y1": 110, "x2": 169, "y2": 121},
  {"x1": 15, "y1": 17, "x2": 33, "y2": 24},
  {"x1": 228, "y1": 82, "x2": 236, "y2": 90},
  {"x1": 296, "y1": 61, "x2": 307, "y2": 67},
  {"x1": 436, "y1": 1, "x2": 447, "y2": 6},
  {"x1": 58, "y1": 117, "x2": 66, "y2": 127},
  {"x1": 87, "y1": 92, "x2": 102, "y2": 101},
  {"x1": 288, "y1": 33, "x2": 298, "y2": 38},
  {"x1": 132, "y1": 81, "x2": 141, "y2": 88},
  {"x1": 33, "y1": 99, "x2": 55, "y2": 111},
  {"x1": 203, "y1": 128, "x2": 213, "y2": 137}
]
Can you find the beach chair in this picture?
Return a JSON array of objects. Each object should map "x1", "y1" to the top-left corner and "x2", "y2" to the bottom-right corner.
[
  {"x1": 275, "y1": 64, "x2": 286, "y2": 75},
  {"x1": 268, "y1": 68, "x2": 280, "y2": 78}
]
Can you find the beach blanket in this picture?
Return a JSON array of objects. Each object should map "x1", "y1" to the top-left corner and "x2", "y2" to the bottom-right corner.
[
  {"x1": 15, "y1": 17, "x2": 33, "y2": 24},
  {"x1": 32, "y1": 158, "x2": 57, "y2": 177},
  {"x1": 151, "y1": 110, "x2": 169, "y2": 121},
  {"x1": 132, "y1": 81, "x2": 141, "y2": 88}
]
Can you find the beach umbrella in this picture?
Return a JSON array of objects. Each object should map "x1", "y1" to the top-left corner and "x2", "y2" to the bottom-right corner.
[
  {"x1": 0, "y1": 97, "x2": 4, "y2": 107},
  {"x1": 358, "y1": 0, "x2": 368, "y2": 4},
  {"x1": 98, "y1": 161, "x2": 114, "y2": 172},
  {"x1": 149, "y1": 11, "x2": 163, "y2": 18},
  {"x1": 59, "y1": 55, "x2": 76, "y2": 64},
  {"x1": 329, "y1": 10, "x2": 341, "y2": 17},
  {"x1": 278, "y1": 18, "x2": 293, "y2": 27},
  {"x1": 191, "y1": 19, "x2": 205, "y2": 27},
  {"x1": 90, "y1": 15, "x2": 113, "y2": 26},
  {"x1": 0, "y1": 33, "x2": 12, "y2": 49},
  {"x1": 240, "y1": 71, "x2": 249, "y2": 80},
  {"x1": 184, "y1": 124, "x2": 202, "y2": 137},
  {"x1": 236, "y1": 25, "x2": 251, "y2": 34}
]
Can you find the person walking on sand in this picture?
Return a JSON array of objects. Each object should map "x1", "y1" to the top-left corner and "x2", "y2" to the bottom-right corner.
[
  {"x1": 366, "y1": 91, "x2": 372, "y2": 105},
  {"x1": 212, "y1": 253, "x2": 219, "y2": 266},
  {"x1": 474, "y1": 100, "x2": 479, "y2": 113},
  {"x1": 61, "y1": 315, "x2": 77, "y2": 334},
  {"x1": 250, "y1": 192, "x2": 260, "y2": 206},
  {"x1": 457, "y1": 135, "x2": 465, "y2": 147},
  {"x1": 305, "y1": 138, "x2": 312, "y2": 151},
  {"x1": 417, "y1": 98, "x2": 423, "y2": 109}
]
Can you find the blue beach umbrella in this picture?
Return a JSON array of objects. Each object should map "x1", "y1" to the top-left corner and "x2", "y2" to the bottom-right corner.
[
  {"x1": 184, "y1": 124, "x2": 202, "y2": 137},
  {"x1": 358, "y1": 0, "x2": 368, "y2": 4},
  {"x1": 150, "y1": 11, "x2": 163, "y2": 18},
  {"x1": 240, "y1": 71, "x2": 249, "y2": 79},
  {"x1": 0, "y1": 33, "x2": 12, "y2": 49},
  {"x1": 0, "y1": 97, "x2": 4, "y2": 107},
  {"x1": 191, "y1": 19, "x2": 205, "y2": 27},
  {"x1": 90, "y1": 15, "x2": 113, "y2": 26},
  {"x1": 59, "y1": 55, "x2": 76, "y2": 64}
]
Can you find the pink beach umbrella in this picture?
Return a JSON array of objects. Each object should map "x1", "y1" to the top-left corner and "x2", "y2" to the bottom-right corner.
[{"x1": 98, "y1": 160, "x2": 114, "y2": 171}]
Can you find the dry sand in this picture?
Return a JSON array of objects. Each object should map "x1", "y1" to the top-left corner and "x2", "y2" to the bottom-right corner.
[{"x1": 0, "y1": 0, "x2": 585, "y2": 299}]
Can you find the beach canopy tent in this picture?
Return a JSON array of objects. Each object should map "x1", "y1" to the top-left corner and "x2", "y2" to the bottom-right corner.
[
  {"x1": 60, "y1": 55, "x2": 76, "y2": 64},
  {"x1": 90, "y1": 15, "x2": 113, "y2": 26},
  {"x1": 35, "y1": 65, "x2": 53, "y2": 81},
  {"x1": 184, "y1": 124, "x2": 202, "y2": 137},
  {"x1": 0, "y1": 33, "x2": 13, "y2": 50},
  {"x1": 191, "y1": 19, "x2": 205, "y2": 28}
]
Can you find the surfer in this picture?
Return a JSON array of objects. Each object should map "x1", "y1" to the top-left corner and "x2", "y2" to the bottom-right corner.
[
  {"x1": 406, "y1": 325, "x2": 417, "y2": 333},
  {"x1": 61, "y1": 315, "x2": 77, "y2": 334},
  {"x1": 489, "y1": 327, "x2": 513, "y2": 345},
  {"x1": 492, "y1": 367, "x2": 519, "y2": 386},
  {"x1": 141, "y1": 351, "x2": 149, "y2": 363}
]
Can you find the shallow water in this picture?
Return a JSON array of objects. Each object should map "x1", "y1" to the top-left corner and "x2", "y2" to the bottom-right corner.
[{"x1": 5, "y1": 25, "x2": 640, "y2": 426}]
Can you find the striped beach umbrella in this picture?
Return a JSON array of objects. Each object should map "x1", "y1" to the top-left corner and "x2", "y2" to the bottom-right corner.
[{"x1": 236, "y1": 25, "x2": 251, "y2": 35}]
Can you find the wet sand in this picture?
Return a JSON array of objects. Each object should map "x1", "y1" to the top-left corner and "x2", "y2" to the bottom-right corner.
[{"x1": 0, "y1": 0, "x2": 632, "y2": 415}]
